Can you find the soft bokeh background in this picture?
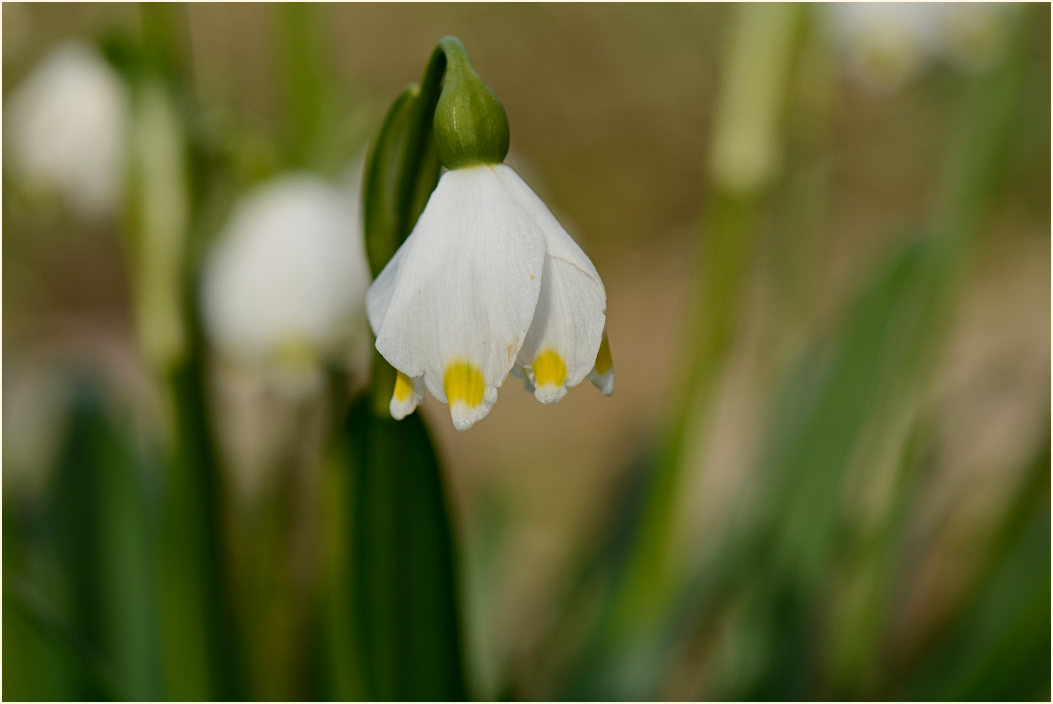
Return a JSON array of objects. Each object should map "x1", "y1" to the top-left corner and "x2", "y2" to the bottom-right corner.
[{"x1": 3, "y1": 3, "x2": 1050, "y2": 701}]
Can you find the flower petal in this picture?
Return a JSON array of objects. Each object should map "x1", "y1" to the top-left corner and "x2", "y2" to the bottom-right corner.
[
  {"x1": 366, "y1": 236, "x2": 412, "y2": 336},
  {"x1": 495, "y1": 167, "x2": 606, "y2": 403},
  {"x1": 588, "y1": 330, "x2": 615, "y2": 396},
  {"x1": 517, "y1": 255, "x2": 606, "y2": 403},
  {"x1": 510, "y1": 364, "x2": 536, "y2": 395},
  {"x1": 374, "y1": 165, "x2": 545, "y2": 430},
  {"x1": 389, "y1": 371, "x2": 425, "y2": 420},
  {"x1": 494, "y1": 165, "x2": 603, "y2": 286}
]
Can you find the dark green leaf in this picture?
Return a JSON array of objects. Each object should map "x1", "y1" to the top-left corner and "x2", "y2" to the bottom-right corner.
[
  {"x1": 902, "y1": 428, "x2": 1051, "y2": 701},
  {"x1": 343, "y1": 394, "x2": 468, "y2": 700},
  {"x1": 362, "y1": 86, "x2": 441, "y2": 277}
]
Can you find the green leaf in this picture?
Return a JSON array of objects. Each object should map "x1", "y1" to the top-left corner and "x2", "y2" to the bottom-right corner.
[
  {"x1": 6, "y1": 378, "x2": 162, "y2": 700},
  {"x1": 4, "y1": 578, "x2": 123, "y2": 701},
  {"x1": 362, "y1": 85, "x2": 441, "y2": 278},
  {"x1": 902, "y1": 428, "x2": 1051, "y2": 700},
  {"x1": 343, "y1": 393, "x2": 468, "y2": 700},
  {"x1": 157, "y1": 353, "x2": 244, "y2": 701}
]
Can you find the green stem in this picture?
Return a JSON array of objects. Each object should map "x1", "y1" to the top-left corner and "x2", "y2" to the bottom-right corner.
[
  {"x1": 278, "y1": 3, "x2": 332, "y2": 170},
  {"x1": 139, "y1": 3, "x2": 186, "y2": 88}
]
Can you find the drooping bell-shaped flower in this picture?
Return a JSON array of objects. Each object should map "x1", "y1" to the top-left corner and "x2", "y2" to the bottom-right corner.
[
  {"x1": 4, "y1": 41, "x2": 129, "y2": 219},
  {"x1": 202, "y1": 172, "x2": 371, "y2": 397},
  {"x1": 366, "y1": 38, "x2": 613, "y2": 430}
]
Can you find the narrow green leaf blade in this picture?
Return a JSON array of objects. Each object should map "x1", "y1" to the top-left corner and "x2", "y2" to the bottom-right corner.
[
  {"x1": 362, "y1": 86, "x2": 441, "y2": 277},
  {"x1": 344, "y1": 394, "x2": 468, "y2": 700}
]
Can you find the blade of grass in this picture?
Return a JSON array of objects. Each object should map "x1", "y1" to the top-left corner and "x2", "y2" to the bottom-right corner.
[
  {"x1": 4, "y1": 577, "x2": 125, "y2": 701},
  {"x1": 5, "y1": 379, "x2": 161, "y2": 700},
  {"x1": 901, "y1": 425, "x2": 1050, "y2": 700}
]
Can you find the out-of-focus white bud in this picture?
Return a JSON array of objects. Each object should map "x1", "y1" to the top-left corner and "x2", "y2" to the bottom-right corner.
[
  {"x1": 4, "y1": 41, "x2": 129, "y2": 219},
  {"x1": 825, "y1": 3, "x2": 938, "y2": 91},
  {"x1": 202, "y1": 172, "x2": 370, "y2": 398},
  {"x1": 824, "y1": 3, "x2": 1014, "y2": 92}
]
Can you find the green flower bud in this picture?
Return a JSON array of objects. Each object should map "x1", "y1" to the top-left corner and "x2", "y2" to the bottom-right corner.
[{"x1": 432, "y1": 36, "x2": 509, "y2": 169}]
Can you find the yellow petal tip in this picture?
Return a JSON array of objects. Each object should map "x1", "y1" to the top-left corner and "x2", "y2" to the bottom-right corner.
[
  {"x1": 532, "y1": 349, "x2": 567, "y2": 389},
  {"x1": 443, "y1": 360, "x2": 485, "y2": 408}
]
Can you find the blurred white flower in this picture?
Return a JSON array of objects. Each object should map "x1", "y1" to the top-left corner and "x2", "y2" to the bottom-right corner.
[
  {"x1": 4, "y1": 40, "x2": 129, "y2": 219},
  {"x1": 202, "y1": 173, "x2": 371, "y2": 397},
  {"x1": 367, "y1": 163, "x2": 612, "y2": 431},
  {"x1": 825, "y1": 3, "x2": 1012, "y2": 91},
  {"x1": 826, "y1": 3, "x2": 940, "y2": 90}
]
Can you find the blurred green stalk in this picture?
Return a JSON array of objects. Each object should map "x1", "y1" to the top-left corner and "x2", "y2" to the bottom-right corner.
[
  {"x1": 608, "y1": 0, "x2": 803, "y2": 646},
  {"x1": 278, "y1": 3, "x2": 335, "y2": 171},
  {"x1": 127, "y1": 5, "x2": 244, "y2": 699}
]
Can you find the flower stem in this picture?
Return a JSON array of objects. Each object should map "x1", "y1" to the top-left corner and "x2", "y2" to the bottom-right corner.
[{"x1": 278, "y1": 3, "x2": 334, "y2": 170}]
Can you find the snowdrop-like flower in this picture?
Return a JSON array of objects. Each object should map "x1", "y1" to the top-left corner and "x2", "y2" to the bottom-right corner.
[
  {"x1": 826, "y1": 3, "x2": 940, "y2": 90},
  {"x1": 825, "y1": 3, "x2": 1013, "y2": 91},
  {"x1": 202, "y1": 173, "x2": 370, "y2": 397},
  {"x1": 364, "y1": 37, "x2": 613, "y2": 431},
  {"x1": 368, "y1": 164, "x2": 614, "y2": 430},
  {"x1": 4, "y1": 41, "x2": 129, "y2": 219}
]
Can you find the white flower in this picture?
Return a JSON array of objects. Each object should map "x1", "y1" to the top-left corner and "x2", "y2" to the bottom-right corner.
[
  {"x1": 4, "y1": 41, "x2": 129, "y2": 219},
  {"x1": 826, "y1": 3, "x2": 940, "y2": 90},
  {"x1": 367, "y1": 163, "x2": 613, "y2": 431},
  {"x1": 824, "y1": 3, "x2": 1013, "y2": 91},
  {"x1": 202, "y1": 172, "x2": 370, "y2": 397}
]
